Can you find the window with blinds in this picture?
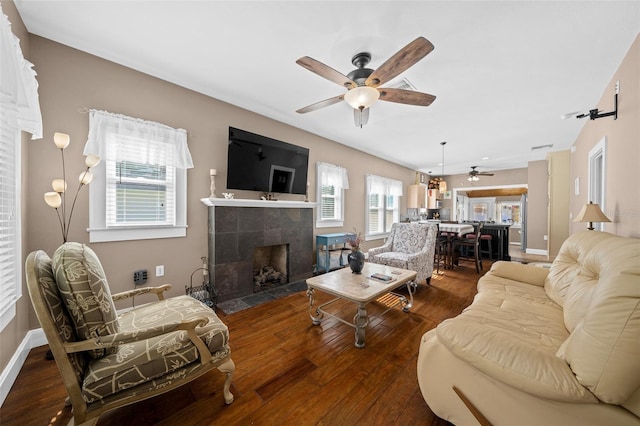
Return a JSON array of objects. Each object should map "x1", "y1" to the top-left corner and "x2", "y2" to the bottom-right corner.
[
  {"x1": 365, "y1": 175, "x2": 401, "y2": 238},
  {"x1": 0, "y1": 117, "x2": 21, "y2": 331},
  {"x1": 316, "y1": 162, "x2": 348, "y2": 228},
  {"x1": 86, "y1": 110, "x2": 192, "y2": 243},
  {"x1": 105, "y1": 136, "x2": 176, "y2": 227},
  {"x1": 320, "y1": 184, "x2": 338, "y2": 220}
]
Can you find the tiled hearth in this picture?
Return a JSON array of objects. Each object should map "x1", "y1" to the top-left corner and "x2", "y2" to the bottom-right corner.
[{"x1": 202, "y1": 198, "x2": 314, "y2": 303}]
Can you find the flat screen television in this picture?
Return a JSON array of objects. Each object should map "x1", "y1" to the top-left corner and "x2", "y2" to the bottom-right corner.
[{"x1": 226, "y1": 127, "x2": 309, "y2": 195}]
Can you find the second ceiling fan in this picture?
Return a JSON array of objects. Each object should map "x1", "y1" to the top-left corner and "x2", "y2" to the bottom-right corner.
[
  {"x1": 296, "y1": 37, "x2": 437, "y2": 127},
  {"x1": 468, "y1": 166, "x2": 494, "y2": 181}
]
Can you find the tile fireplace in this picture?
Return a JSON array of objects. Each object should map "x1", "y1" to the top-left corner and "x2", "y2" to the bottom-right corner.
[{"x1": 202, "y1": 198, "x2": 315, "y2": 302}]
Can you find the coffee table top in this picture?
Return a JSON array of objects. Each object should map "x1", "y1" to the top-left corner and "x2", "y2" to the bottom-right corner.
[{"x1": 306, "y1": 263, "x2": 417, "y2": 303}]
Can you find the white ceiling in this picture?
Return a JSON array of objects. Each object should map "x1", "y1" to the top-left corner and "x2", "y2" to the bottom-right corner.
[{"x1": 14, "y1": 1, "x2": 640, "y2": 175}]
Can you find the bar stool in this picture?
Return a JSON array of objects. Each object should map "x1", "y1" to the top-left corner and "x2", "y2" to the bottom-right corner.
[{"x1": 479, "y1": 233, "x2": 493, "y2": 260}]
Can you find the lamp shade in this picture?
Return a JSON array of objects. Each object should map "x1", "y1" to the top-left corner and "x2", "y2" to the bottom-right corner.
[
  {"x1": 85, "y1": 154, "x2": 101, "y2": 168},
  {"x1": 44, "y1": 192, "x2": 62, "y2": 208},
  {"x1": 344, "y1": 86, "x2": 380, "y2": 110},
  {"x1": 79, "y1": 171, "x2": 94, "y2": 185},
  {"x1": 52, "y1": 178, "x2": 67, "y2": 193},
  {"x1": 53, "y1": 132, "x2": 70, "y2": 149},
  {"x1": 574, "y1": 201, "x2": 611, "y2": 230}
]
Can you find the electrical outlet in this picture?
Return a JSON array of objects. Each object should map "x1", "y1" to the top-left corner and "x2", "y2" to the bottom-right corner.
[
  {"x1": 543, "y1": 235, "x2": 548, "y2": 241},
  {"x1": 133, "y1": 269, "x2": 148, "y2": 285},
  {"x1": 156, "y1": 265, "x2": 164, "y2": 277}
]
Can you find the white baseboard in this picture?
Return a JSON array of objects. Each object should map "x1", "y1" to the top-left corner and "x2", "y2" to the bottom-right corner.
[
  {"x1": 0, "y1": 328, "x2": 46, "y2": 407},
  {"x1": 526, "y1": 248, "x2": 548, "y2": 256}
]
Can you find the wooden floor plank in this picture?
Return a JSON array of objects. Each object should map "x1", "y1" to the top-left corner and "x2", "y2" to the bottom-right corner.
[{"x1": 0, "y1": 262, "x2": 489, "y2": 425}]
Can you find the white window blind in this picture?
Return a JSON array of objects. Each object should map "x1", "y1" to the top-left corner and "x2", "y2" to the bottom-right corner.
[
  {"x1": 0, "y1": 5, "x2": 43, "y2": 331},
  {"x1": 365, "y1": 174, "x2": 401, "y2": 237},
  {"x1": 85, "y1": 110, "x2": 193, "y2": 242},
  {"x1": 316, "y1": 162, "x2": 349, "y2": 227},
  {"x1": 105, "y1": 135, "x2": 176, "y2": 227},
  {"x1": 0, "y1": 116, "x2": 20, "y2": 331}
]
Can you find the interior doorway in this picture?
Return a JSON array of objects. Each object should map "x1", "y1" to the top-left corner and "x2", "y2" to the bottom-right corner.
[{"x1": 452, "y1": 184, "x2": 528, "y2": 252}]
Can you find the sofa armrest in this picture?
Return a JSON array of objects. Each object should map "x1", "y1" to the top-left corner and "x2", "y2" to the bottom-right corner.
[
  {"x1": 489, "y1": 261, "x2": 549, "y2": 287},
  {"x1": 111, "y1": 284, "x2": 172, "y2": 301}
]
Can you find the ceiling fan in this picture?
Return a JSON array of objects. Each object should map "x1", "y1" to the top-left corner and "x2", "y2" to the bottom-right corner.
[
  {"x1": 467, "y1": 166, "x2": 494, "y2": 181},
  {"x1": 295, "y1": 37, "x2": 436, "y2": 127}
]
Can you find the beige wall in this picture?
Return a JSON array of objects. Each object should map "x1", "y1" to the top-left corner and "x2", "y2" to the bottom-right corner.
[
  {"x1": 570, "y1": 33, "x2": 640, "y2": 238},
  {"x1": 527, "y1": 160, "x2": 549, "y2": 251},
  {"x1": 0, "y1": 0, "x2": 33, "y2": 378},
  {"x1": 25, "y1": 35, "x2": 415, "y2": 321},
  {"x1": 547, "y1": 150, "x2": 570, "y2": 256}
]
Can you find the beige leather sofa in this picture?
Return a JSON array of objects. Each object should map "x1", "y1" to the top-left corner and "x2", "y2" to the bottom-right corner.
[{"x1": 417, "y1": 230, "x2": 640, "y2": 425}]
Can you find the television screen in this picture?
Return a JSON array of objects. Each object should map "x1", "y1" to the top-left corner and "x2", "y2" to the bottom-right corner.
[{"x1": 226, "y1": 127, "x2": 309, "y2": 195}]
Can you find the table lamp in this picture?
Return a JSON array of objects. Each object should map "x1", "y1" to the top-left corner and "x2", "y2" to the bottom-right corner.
[{"x1": 574, "y1": 201, "x2": 611, "y2": 230}]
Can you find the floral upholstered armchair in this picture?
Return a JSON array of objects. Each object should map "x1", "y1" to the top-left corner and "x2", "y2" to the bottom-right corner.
[
  {"x1": 368, "y1": 223, "x2": 438, "y2": 285},
  {"x1": 26, "y1": 242, "x2": 235, "y2": 426}
]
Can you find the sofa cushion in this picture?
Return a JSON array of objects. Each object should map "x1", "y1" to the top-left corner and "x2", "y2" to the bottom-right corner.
[
  {"x1": 488, "y1": 261, "x2": 549, "y2": 287},
  {"x1": 82, "y1": 296, "x2": 230, "y2": 403},
  {"x1": 436, "y1": 273, "x2": 597, "y2": 403},
  {"x1": 557, "y1": 234, "x2": 640, "y2": 405},
  {"x1": 53, "y1": 242, "x2": 119, "y2": 358},
  {"x1": 544, "y1": 230, "x2": 617, "y2": 328}
]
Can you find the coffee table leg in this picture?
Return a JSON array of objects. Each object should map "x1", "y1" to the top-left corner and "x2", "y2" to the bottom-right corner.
[
  {"x1": 307, "y1": 288, "x2": 323, "y2": 325},
  {"x1": 401, "y1": 281, "x2": 416, "y2": 312},
  {"x1": 353, "y1": 303, "x2": 368, "y2": 348}
]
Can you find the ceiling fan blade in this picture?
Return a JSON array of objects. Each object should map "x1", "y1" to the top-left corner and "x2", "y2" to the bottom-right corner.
[
  {"x1": 478, "y1": 173, "x2": 495, "y2": 176},
  {"x1": 296, "y1": 56, "x2": 356, "y2": 89},
  {"x1": 354, "y1": 107, "x2": 369, "y2": 128},
  {"x1": 378, "y1": 88, "x2": 436, "y2": 106},
  {"x1": 296, "y1": 94, "x2": 344, "y2": 114},
  {"x1": 365, "y1": 37, "x2": 434, "y2": 88}
]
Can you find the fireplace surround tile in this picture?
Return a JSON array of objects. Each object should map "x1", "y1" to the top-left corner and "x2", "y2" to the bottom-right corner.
[{"x1": 207, "y1": 203, "x2": 313, "y2": 302}]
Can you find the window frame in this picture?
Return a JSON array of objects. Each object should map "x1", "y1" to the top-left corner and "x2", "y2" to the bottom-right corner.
[
  {"x1": 588, "y1": 136, "x2": 607, "y2": 231},
  {"x1": 365, "y1": 175, "x2": 401, "y2": 240},
  {"x1": 315, "y1": 162, "x2": 348, "y2": 228}
]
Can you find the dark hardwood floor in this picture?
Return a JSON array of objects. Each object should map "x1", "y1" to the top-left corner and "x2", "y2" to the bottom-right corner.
[{"x1": 1, "y1": 262, "x2": 487, "y2": 425}]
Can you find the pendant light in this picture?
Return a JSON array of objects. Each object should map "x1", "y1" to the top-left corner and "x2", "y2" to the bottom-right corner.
[{"x1": 439, "y1": 141, "x2": 447, "y2": 192}]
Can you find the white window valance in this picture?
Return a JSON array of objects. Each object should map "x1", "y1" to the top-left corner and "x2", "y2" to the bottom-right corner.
[
  {"x1": 84, "y1": 110, "x2": 194, "y2": 169},
  {"x1": 317, "y1": 162, "x2": 349, "y2": 189},
  {"x1": 367, "y1": 174, "x2": 403, "y2": 196},
  {"x1": 0, "y1": 4, "x2": 42, "y2": 139}
]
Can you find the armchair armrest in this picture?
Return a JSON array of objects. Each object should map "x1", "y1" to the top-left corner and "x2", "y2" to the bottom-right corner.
[
  {"x1": 63, "y1": 317, "x2": 213, "y2": 364},
  {"x1": 368, "y1": 239, "x2": 393, "y2": 257},
  {"x1": 111, "y1": 284, "x2": 172, "y2": 301}
]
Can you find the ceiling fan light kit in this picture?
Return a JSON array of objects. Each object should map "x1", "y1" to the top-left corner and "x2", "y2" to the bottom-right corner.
[
  {"x1": 296, "y1": 36, "x2": 436, "y2": 127},
  {"x1": 344, "y1": 85, "x2": 380, "y2": 110}
]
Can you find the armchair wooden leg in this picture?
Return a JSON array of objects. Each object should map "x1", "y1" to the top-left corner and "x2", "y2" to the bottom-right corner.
[{"x1": 218, "y1": 358, "x2": 235, "y2": 404}]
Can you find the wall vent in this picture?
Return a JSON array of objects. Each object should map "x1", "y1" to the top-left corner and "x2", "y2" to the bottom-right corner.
[{"x1": 387, "y1": 78, "x2": 417, "y2": 91}]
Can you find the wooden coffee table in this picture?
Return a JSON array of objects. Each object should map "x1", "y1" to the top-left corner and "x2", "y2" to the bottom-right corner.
[{"x1": 306, "y1": 263, "x2": 417, "y2": 348}]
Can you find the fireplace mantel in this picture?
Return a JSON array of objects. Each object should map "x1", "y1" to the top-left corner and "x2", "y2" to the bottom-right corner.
[{"x1": 201, "y1": 198, "x2": 316, "y2": 209}]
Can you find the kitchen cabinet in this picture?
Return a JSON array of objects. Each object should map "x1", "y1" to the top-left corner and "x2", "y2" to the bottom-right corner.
[
  {"x1": 427, "y1": 189, "x2": 441, "y2": 209},
  {"x1": 407, "y1": 184, "x2": 427, "y2": 209}
]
